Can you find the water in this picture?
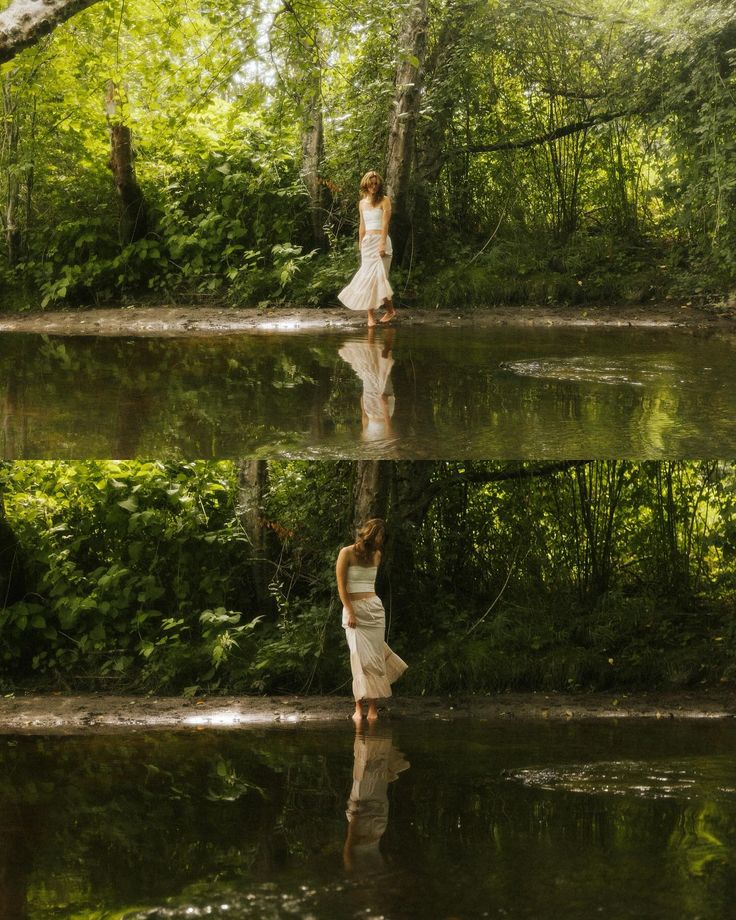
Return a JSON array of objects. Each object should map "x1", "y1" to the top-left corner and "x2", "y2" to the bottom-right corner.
[
  {"x1": 1, "y1": 325, "x2": 734, "y2": 458},
  {"x1": 3, "y1": 720, "x2": 736, "y2": 919}
]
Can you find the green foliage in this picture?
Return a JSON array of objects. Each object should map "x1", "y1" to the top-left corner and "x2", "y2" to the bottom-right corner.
[
  {"x1": 1, "y1": 460, "x2": 734, "y2": 695},
  {"x1": 21, "y1": 134, "x2": 310, "y2": 307},
  {"x1": 420, "y1": 233, "x2": 676, "y2": 308},
  {"x1": 0, "y1": 0, "x2": 734, "y2": 309},
  {"x1": 0, "y1": 461, "x2": 251, "y2": 690}
]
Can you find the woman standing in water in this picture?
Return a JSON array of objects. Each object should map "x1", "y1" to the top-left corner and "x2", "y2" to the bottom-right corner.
[
  {"x1": 336, "y1": 518, "x2": 407, "y2": 721},
  {"x1": 338, "y1": 171, "x2": 397, "y2": 327}
]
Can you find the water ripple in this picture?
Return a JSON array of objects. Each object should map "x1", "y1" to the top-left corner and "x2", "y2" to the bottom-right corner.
[
  {"x1": 500, "y1": 356, "x2": 679, "y2": 387},
  {"x1": 504, "y1": 759, "x2": 736, "y2": 799}
]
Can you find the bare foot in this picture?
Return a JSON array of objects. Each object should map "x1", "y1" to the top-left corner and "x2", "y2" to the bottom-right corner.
[
  {"x1": 366, "y1": 707, "x2": 379, "y2": 722},
  {"x1": 352, "y1": 707, "x2": 364, "y2": 722},
  {"x1": 379, "y1": 306, "x2": 396, "y2": 324}
]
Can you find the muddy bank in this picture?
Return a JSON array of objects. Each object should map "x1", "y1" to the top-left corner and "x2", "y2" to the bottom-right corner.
[
  {"x1": 0, "y1": 302, "x2": 734, "y2": 337},
  {"x1": 1, "y1": 690, "x2": 735, "y2": 733}
]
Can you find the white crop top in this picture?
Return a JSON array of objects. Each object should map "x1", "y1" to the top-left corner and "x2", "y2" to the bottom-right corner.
[
  {"x1": 363, "y1": 205, "x2": 383, "y2": 231},
  {"x1": 346, "y1": 564, "x2": 377, "y2": 593}
]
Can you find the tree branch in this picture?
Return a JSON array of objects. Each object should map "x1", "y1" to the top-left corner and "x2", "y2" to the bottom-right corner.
[
  {"x1": 416, "y1": 461, "x2": 587, "y2": 510},
  {"x1": 450, "y1": 460, "x2": 587, "y2": 485},
  {"x1": 0, "y1": 0, "x2": 103, "y2": 65},
  {"x1": 459, "y1": 110, "x2": 635, "y2": 153}
]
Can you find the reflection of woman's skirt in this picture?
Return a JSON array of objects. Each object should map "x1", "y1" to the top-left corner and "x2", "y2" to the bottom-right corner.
[
  {"x1": 338, "y1": 342, "x2": 396, "y2": 440},
  {"x1": 338, "y1": 341, "x2": 395, "y2": 429},
  {"x1": 338, "y1": 235, "x2": 393, "y2": 311},
  {"x1": 346, "y1": 734, "x2": 410, "y2": 850},
  {"x1": 339, "y1": 342, "x2": 394, "y2": 396},
  {"x1": 343, "y1": 596, "x2": 407, "y2": 700}
]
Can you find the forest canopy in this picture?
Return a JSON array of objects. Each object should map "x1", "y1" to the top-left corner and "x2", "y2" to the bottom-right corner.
[
  {"x1": 0, "y1": 0, "x2": 734, "y2": 309},
  {"x1": 1, "y1": 460, "x2": 734, "y2": 695}
]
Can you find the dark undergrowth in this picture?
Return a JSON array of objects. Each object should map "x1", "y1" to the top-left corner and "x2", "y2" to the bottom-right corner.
[{"x1": 1, "y1": 232, "x2": 732, "y2": 314}]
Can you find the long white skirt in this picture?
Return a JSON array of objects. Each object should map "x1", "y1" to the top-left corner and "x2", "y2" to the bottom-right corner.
[
  {"x1": 343, "y1": 596, "x2": 407, "y2": 700},
  {"x1": 338, "y1": 234, "x2": 393, "y2": 312}
]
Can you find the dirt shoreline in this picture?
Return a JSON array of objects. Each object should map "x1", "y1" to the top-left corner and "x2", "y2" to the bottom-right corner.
[
  {"x1": 1, "y1": 690, "x2": 735, "y2": 733},
  {"x1": 0, "y1": 303, "x2": 734, "y2": 336}
]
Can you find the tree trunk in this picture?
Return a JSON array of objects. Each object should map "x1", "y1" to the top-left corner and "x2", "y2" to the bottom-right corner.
[
  {"x1": 384, "y1": 460, "x2": 434, "y2": 567},
  {"x1": 351, "y1": 461, "x2": 391, "y2": 536},
  {"x1": 384, "y1": 0, "x2": 428, "y2": 264},
  {"x1": 0, "y1": 474, "x2": 25, "y2": 606},
  {"x1": 2, "y1": 81, "x2": 22, "y2": 267},
  {"x1": 413, "y1": 0, "x2": 477, "y2": 240},
  {"x1": 379, "y1": 460, "x2": 436, "y2": 631},
  {"x1": 23, "y1": 97, "x2": 36, "y2": 260},
  {"x1": 0, "y1": 0, "x2": 102, "y2": 64},
  {"x1": 105, "y1": 82, "x2": 147, "y2": 246},
  {"x1": 299, "y1": 32, "x2": 327, "y2": 250},
  {"x1": 277, "y1": 2, "x2": 328, "y2": 250},
  {"x1": 574, "y1": 461, "x2": 626, "y2": 601},
  {"x1": 236, "y1": 460, "x2": 275, "y2": 616}
]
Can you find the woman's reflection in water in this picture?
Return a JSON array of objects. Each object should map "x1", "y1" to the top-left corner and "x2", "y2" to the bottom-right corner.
[
  {"x1": 343, "y1": 725, "x2": 410, "y2": 872},
  {"x1": 338, "y1": 328, "x2": 397, "y2": 443}
]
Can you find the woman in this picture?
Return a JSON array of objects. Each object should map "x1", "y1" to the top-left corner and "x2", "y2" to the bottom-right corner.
[
  {"x1": 335, "y1": 518, "x2": 407, "y2": 721},
  {"x1": 338, "y1": 171, "x2": 397, "y2": 327}
]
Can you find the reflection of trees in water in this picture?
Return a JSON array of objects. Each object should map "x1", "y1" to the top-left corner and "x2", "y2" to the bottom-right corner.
[
  {"x1": 2, "y1": 730, "x2": 736, "y2": 917},
  {"x1": 1, "y1": 338, "x2": 30, "y2": 460},
  {"x1": 0, "y1": 329, "x2": 734, "y2": 456},
  {"x1": 114, "y1": 382, "x2": 155, "y2": 458},
  {"x1": 391, "y1": 355, "x2": 436, "y2": 443},
  {"x1": 0, "y1": 800, "x2": 33, "y2": 919},
  {"x1": 670, "y1": 798, "x2": 736, "y2": 888},
  {"x1": 0, "y1": 733, "x2": 338, "y2": 914},
  {"x1": 0, "y1": 336, "x2": 342, "y2": 457}
]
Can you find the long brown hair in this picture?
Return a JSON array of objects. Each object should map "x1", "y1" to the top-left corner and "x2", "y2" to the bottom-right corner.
[
  {"x1": 359, "y1": 170, "x2": 385, "y2": 207},
  {"x1": 354, "y1": 518, "x2": 386, "y2": 563}
]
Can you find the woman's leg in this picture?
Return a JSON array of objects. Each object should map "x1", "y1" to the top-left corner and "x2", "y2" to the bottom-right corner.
[
  {"x1": 367, "y1": 307, "x2": 377, "y2": 327},
  {"x1": 366, "y1": 699, "x2": 379, "y2": 721},
  {"x1": 353, "y1": 700, "x2": 364, "y2": 722},
  {"x1": 379, "y1": 300, "x2": 396, "y2": 323}
]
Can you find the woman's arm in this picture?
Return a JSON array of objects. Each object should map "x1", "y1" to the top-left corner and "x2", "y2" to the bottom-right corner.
[
  {"x1": 336, "y1": 546, "x2": 356, "y2": 627},
  {"x1": 380, "y1": 196, "x2": 392, "y2": 255},
  {"x1": 358, "y1": 203, "x2": 365, "y2": 247}
]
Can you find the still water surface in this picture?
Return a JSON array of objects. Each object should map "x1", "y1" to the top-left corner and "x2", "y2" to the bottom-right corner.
[
  {"x1": 1, "y1": 325, "x2": 734, "y2": 457},
  {"x1": 2, "y1": 720, "x2": 736, "y2": 919}
]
